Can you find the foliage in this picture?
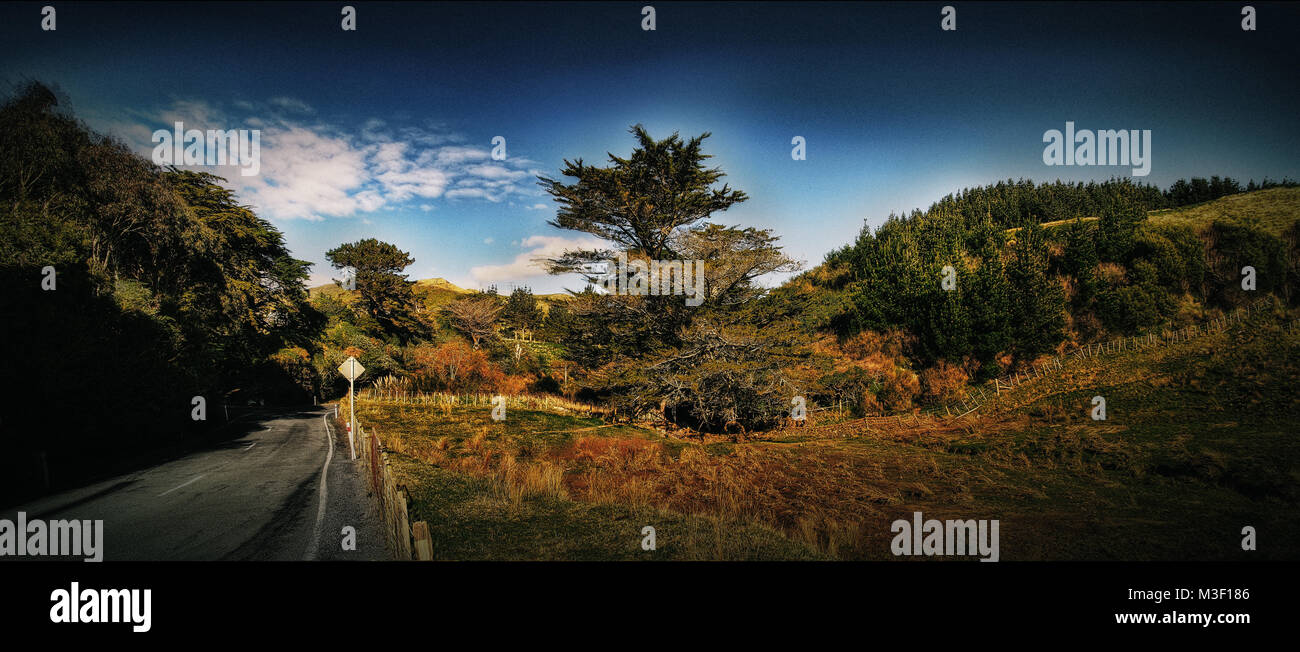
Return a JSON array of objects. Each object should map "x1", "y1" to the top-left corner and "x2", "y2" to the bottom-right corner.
[
  {"x1": 408, "y1": 340, "x2": 505, "y2": 393},
  {"x1": 325, "y1": 238, "x2": 423, "y2": 339},
  {"x1": 501, "y1": 286, "x2": 543, "y2": 333},
  {"x1": 444, "y1": 294, "x2": 504, "y2": 349},
  {"x1": 0, "y1": 83, "x2": 318, "y2": 501}
]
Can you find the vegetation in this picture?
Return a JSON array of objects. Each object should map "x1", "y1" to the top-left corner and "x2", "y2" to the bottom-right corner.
[
  {"x1": 0, "y1": 83, "x2": 319, "y2": 502},
  {"x1": 3, "y1": 79, "x2": 1295, "y2": 561},
  {"x1": 351, "y1": 305, "x2": 1298, "y2": 560},
  {"x1": 807, "y1": 178, "x2": 1299, "y2": 417}
]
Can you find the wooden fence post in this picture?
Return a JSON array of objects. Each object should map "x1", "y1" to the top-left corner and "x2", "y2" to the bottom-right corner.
[
  {"x1": 396, "y1": 486, "x2": 412, "y2": 560},
  {"x1": 412, "y1": 521, "x2": 433, "y2": 561}
]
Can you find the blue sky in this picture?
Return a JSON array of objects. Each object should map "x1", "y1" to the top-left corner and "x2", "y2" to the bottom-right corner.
[{"x1": 3, "y1": 1, "x2": 1298, "y2": 291}]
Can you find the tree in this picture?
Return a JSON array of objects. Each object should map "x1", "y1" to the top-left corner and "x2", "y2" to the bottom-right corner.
[
  {"x1": 541, "y1": 299, "x2": 574, "y2": 341},
  {"x1": 535, "y1": 126, "x2": 808, "y2": 432},
  {"x1": 537, "y1": 126, "x2": 759, "y2": 370},
  {"x1": 1095, "y1": 203, "x2": 1143, "y2": 262},
  {"x1": 444, "y1": 294, "x2": 502, "y2": 349},
  {"x1": 501, "y1": 286, "x2": 543, "y2": 334},
  {"x1": 0, "y1": 82, "x2": 322, "y2": 502},
  {"x1": 967, "y1": 231, "x2": 1012, "y2": 376},
  {"x1": 1006, "y1": 222, "x2": 1066, "y2": 362},
  {"x1": 537, "y1": 124, "x2": 748, "y2": 273},
  {"x1": 1062, "y1": 217, "x2": 1100, "y2": 306},
  {"x1": 675, "y1": 223, "x2": 802, "y2": 306},
  {"x1": 325, "y1": 238, "x2": 422, "y2": 339}
]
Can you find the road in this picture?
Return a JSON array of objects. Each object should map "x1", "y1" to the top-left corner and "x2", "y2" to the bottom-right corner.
[{"x1": 2, "y1": 406, "x2": 383, "y2": 561}]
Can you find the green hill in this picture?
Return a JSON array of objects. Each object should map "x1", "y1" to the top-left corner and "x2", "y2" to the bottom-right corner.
[
  {"x1": 309, "y1": 276, "x2": 574, "y2": 322},
  {"x1": 1148, "y1": 186, "x2": 1300, "y2": 236}
]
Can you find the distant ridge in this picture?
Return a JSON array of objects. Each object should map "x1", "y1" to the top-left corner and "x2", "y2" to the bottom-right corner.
[
  {"x1": 414, "y1": 277, "x2": 472, "y2": 293},
  {"x1": 309, "y1": 276, "x2": 574, "y2": 302},
  {"x1": 309, "y1": 276, "x2": 469, "y2": 294}
]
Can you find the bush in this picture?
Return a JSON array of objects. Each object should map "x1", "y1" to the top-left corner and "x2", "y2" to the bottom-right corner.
[
  {"x1": 875, "y1": 368, "x2": 920, "y2": 412},
  {"x1": 919, "y1": 360, "x2": 969, "y2": 404},
  {"x1": 408, "y1": 340, "x2": 504, "y2": 393},
  {"x1": 1204, "y1": 219, "x2": 1286, "y2": 307},
  {"x1": 816, "y1": 367, "x2": 877, "y2": 415},
  {"x1": 1097, "y1": 284, "x2": 1164, "y2": 334}
]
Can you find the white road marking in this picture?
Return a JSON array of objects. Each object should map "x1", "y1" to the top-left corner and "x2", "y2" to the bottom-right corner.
[
  {"x1": 157, "y1": 474, "x2": 206, "y2": 497},
  {"x1": 244, "y1": 443, "x2": 257, "y2": 451},
  {"x1": 306, "y1": 411, "x2": 335, "y2": 560}
]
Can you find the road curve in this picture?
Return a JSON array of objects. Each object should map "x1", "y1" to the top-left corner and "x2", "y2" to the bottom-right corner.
[{"x1": 2, "y1": 406, "x2": 382, "y2": 561}]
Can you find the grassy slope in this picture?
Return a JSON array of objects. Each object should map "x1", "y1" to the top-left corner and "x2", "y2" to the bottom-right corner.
[
  {"x1": 1147, "y1": 187, "x2": 1300, "y2": 235},
  {"x1": 353, "y1": 398, "x2": 827, "y2": 560},
  {"x1": 310, "y1": 276, "x2": 572, "y2": 322},
  {"x1": 1008, "y1": 187, "x2": 1300, "y2": 238},
  {"x1": 351, "y1": 307, "x2": 1298, "y2": 560},
  {"x1": 940, "y1": 309, "x2": 1300, "y2": 560}
]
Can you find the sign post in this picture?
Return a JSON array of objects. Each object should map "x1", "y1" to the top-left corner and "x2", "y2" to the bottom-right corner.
[{"x1": 336, "y1": 356, "x2": 365, "y2": 460}]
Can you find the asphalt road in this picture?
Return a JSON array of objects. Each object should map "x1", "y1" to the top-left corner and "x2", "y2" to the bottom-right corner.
[{"x1": 2, "y1": 406, "x2": 383, "y2": 561}]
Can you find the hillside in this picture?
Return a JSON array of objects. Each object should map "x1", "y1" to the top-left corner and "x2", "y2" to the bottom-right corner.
[
  {"x1": 310, "y1": 276, "x2": 574, "y2": 319},
  {"x1": 344, "y1": 303, "x2": 1299, "y2": 560},
  {"x1": 309, "y1": 276, "x2": 470, "y2": 298},
  {"x1": 1148, "y1": 186, "x2": 1300, "y2": 236},
  {"x1": 414, "y1": 277, "x2": 472, "y2": 293},
  {"x1": 812, "y1": 187, "x2": 1299, "y2": 282}
]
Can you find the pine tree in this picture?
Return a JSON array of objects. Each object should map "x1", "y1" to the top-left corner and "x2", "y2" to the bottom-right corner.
[
  {"x1": 1006, "y1": 222, "x2": 1065, "y2": 362},
  {"x1": 502, "y1": 286, "x2": 543, "y2": 334},
  {"x1": 968, "y1": 232, "x2": 1012, "y2": 376},
  {"x1": 325, "y1": 238, "x2": 423, "y2": 340}
]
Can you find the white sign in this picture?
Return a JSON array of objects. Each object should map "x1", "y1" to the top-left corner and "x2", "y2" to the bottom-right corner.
[
  {"x1": 337, "y1": 357, "x2": 365, "y2": 382},
  {"x1": 337, "y1": 356, "x2": 364, "y2": 461}
]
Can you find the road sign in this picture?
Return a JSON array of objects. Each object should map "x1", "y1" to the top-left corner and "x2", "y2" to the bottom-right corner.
[
  {"x1": 337, "y1": 356, "x2": 364, "y2": 460},
  {"x1": 337, "y1": 357, "x2": 365, "y2": 381}
]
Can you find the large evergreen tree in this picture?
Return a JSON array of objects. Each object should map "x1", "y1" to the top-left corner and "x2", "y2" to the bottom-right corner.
[
  {"x1": 1005, "y1": 222, "x2": 1066, "y2": 362},
  {"x1": 535, "y1": 126, "x2": 802, "y2": 433},
  {"x1": 538, "y1": 124, "x2": 748, "y2": 269},
  {"x1": 501, "y1": 286, "x2": 543, "y2": 333},
  {"x1": 325, "y1": 238, "x2": 423, "y2": 340}
]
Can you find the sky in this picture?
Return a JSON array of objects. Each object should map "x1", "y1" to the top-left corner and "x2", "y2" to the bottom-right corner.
[{"x1": 3, "y1": 1, "x2": 1298, "y2": 292}]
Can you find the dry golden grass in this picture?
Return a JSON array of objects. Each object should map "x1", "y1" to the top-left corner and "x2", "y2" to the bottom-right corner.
[
  {"x1": 360, "y1": 389, "x2": 611, "y2": 416},
  {"x1": 342, "y1": 313, "x2": 1300, "y2": 559}
]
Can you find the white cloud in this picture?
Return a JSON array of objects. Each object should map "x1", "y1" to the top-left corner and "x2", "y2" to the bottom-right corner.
[
  {"x1": 465, "y1": 163, "x2": 527, "y2": 181},
  {"x1": 268, "y1": 97, "x2": 314, "y2": 114},
  {"x1": 469, "y1": 234, "x2": 605, "y2": 285},
  {"x1": 104, "y1": 99, "x2": 543, "y2": 221},
  {"x1": 235, "y1": 125, "x2": 372, "y2": 221},
  {"x1": 431, "y1": 146, "x2": 489, "y2": 166},
  {"x1": 445, "y1": 187, "x2": 495, "y2": 201}
]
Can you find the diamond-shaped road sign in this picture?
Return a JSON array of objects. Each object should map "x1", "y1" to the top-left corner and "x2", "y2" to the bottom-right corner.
[{"x1": 337, "y1": 356, "x2": 365, "y2": 381}]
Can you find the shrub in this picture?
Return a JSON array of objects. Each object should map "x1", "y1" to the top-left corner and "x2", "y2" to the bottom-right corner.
[
  {"x1": 875, "y1": 367, "x2": 920, "y2": 412},
  {"x1": 919, "y1": 360, "x2": 969, "y2": 404},
  {"x1": 408, "y1": 340, "x2": 504, "y2": 393}
]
